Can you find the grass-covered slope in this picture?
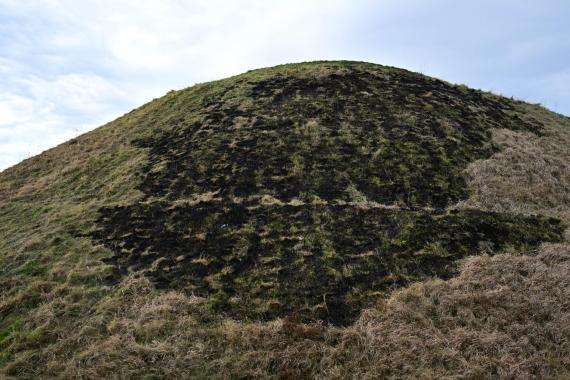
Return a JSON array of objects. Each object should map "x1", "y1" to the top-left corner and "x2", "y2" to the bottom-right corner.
[{"x1": 1, "y1": 61, "x2": 569, "y2": 378}]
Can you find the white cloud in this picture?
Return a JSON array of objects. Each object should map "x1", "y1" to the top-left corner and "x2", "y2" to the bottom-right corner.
[
  {"x1": 0, "y1": 64, "x2": 128, "y2": 169},
  {"x1": 1, "y1": 0, "x2": 374, "y2": 170}
]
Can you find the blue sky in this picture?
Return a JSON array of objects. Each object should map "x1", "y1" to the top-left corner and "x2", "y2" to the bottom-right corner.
[{"x1": 1, "y1": 0, "x2": 569, "y2": 170}]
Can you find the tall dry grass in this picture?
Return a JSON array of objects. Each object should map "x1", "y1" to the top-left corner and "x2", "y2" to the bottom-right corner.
[
  {"x1": 458, "y1": 126, "x2": 570, "y2": 221},
  {"x1": 5, "y1": 243, "x2": 567, "y2": 379}
]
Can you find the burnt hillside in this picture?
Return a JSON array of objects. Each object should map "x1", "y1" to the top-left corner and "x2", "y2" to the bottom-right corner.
[
  {"x1": 1, "y1": 61, "x2": 569, "y2": 378},
  {"x1": 90, "y1": 63, "x2": 562, "y2": 324}
]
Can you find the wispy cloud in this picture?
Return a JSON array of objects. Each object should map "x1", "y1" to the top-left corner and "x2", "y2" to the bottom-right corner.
[{"x1": 1, "y1": 0, "x2": 569, "y2": 170}]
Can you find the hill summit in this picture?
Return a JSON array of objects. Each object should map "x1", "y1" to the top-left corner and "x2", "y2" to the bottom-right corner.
[{"x1": 1, "y1": 61, "x2": 569, "y2": 378}]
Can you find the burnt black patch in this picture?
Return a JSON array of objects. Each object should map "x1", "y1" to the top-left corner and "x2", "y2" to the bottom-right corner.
[
  {"x1": 135, "y1": 69, "x2": 542, "y2": 208},
  {"x1": 94, "y1": 202, "x2": 563, "y2": 325},
  {"x1": 91, "y1": 65, "x2": 562, "y2": 324}
]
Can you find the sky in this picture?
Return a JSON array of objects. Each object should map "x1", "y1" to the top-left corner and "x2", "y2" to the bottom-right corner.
[{"x1": 1, "y1": 0, "x2": 569, "y2": 171}]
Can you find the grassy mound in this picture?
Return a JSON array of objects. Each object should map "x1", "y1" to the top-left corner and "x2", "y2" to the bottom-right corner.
[{"x1": 1, "y1": 61, "x2": 569, "y2": 378}]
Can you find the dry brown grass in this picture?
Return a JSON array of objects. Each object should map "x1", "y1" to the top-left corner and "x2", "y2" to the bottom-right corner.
[
  {"x1": 193, "y1": 242, "x2": 557, "y2": 379},
  {"x1": 4, "y1": 243, "x2": 568, "y2": 379},
  {"x1": 458, "y1": 120, "x2": 570, "y2": 222}
]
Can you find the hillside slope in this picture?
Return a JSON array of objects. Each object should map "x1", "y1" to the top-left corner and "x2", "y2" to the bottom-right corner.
[{"x1": 1, "y1": 61, "x2": 569, "y2": 378}]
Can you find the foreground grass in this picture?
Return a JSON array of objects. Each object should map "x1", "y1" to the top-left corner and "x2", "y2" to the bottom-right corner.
[{"x1": 3, "y1": 244, "x2": 570, "y2": 378}]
